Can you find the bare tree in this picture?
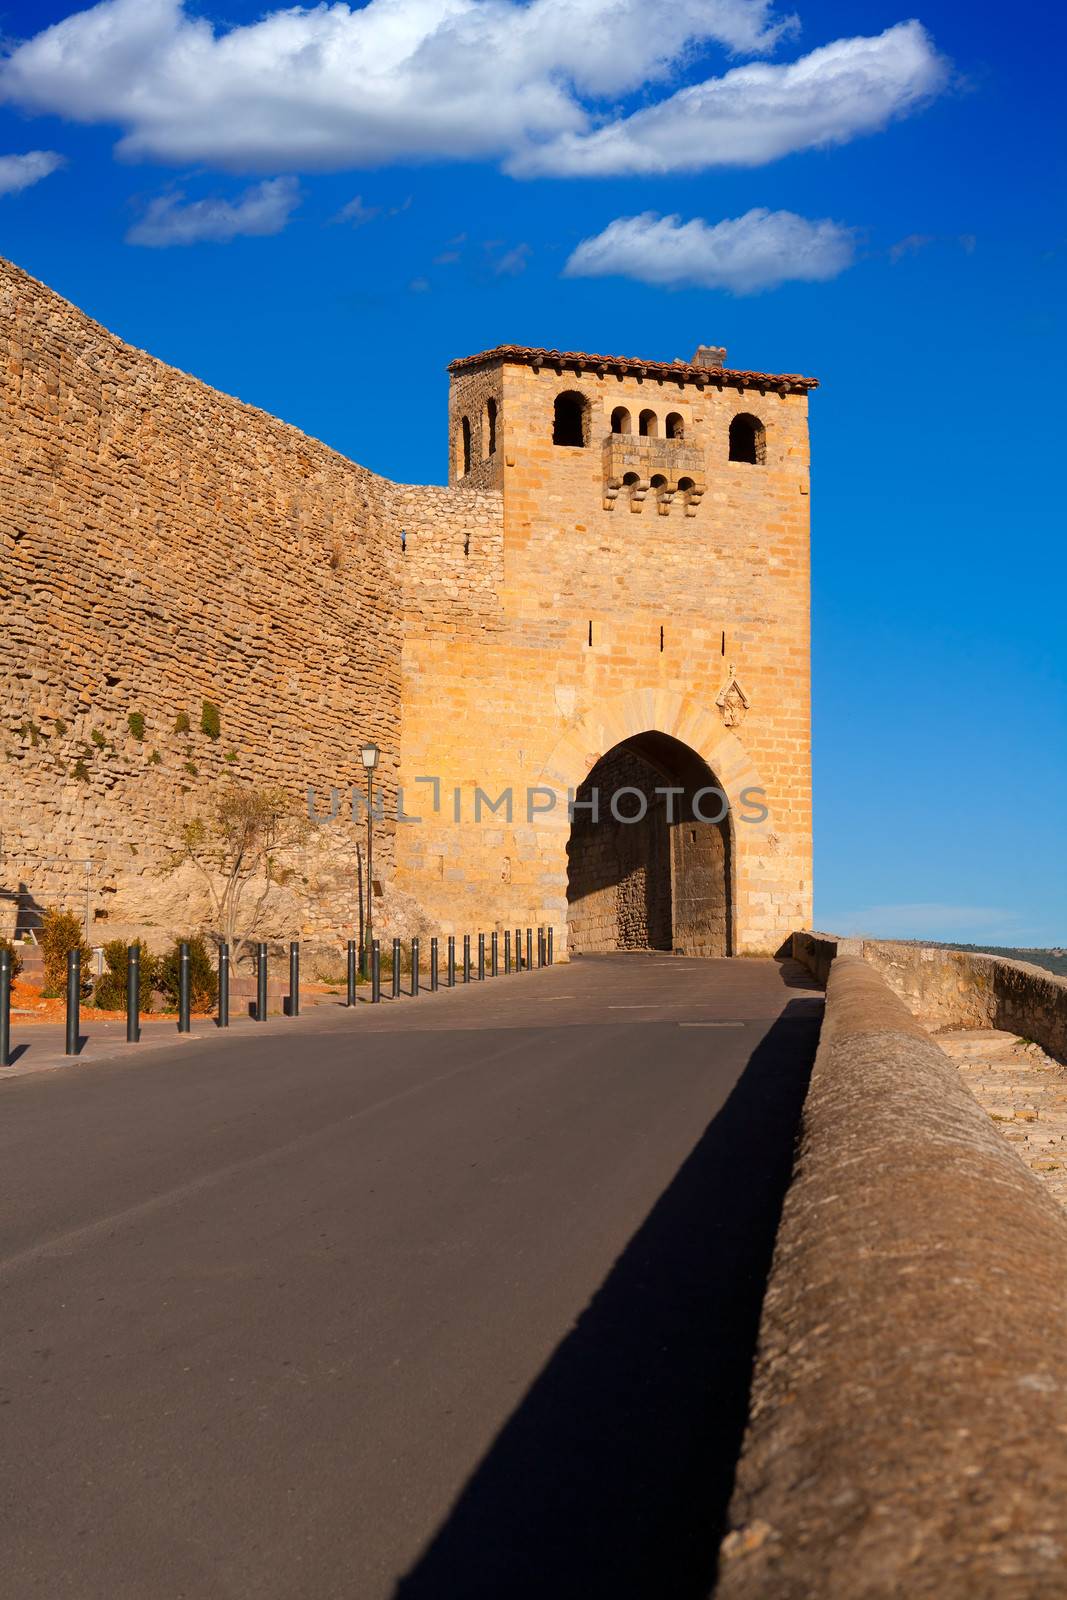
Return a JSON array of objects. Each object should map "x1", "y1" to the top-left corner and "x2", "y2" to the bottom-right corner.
[{"x1": 163, "y1": 787, "x2": 311, "y2": 965}]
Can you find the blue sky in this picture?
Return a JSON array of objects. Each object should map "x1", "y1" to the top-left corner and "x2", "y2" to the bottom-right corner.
[{"x1": 1, "y1": 0, "x2": 1064, "y2": 945}]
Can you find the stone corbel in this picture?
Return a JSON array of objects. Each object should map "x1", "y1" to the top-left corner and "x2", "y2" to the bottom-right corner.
[{"x1": 683, "y1": 484, "x2": 705, "y2": 518}]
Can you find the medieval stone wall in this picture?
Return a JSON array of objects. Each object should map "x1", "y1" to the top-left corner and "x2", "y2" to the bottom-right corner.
[{"x1": 0, "y1": 256, "x2": 405, "y2": 952}]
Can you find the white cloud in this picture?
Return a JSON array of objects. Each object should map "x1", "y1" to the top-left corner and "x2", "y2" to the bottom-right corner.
[
  {"x1": 565, "y1": 208, "x2": 855, "y2": 294},
  {"x1": 511, "y1": 21, "x2": 948, "y2": 176},
  {"x1": 126, "y1": 175, "x2": 300, "y2": 246},
  {"x1": 0, "y1": 1, "x2": 946, "y2": 178},
  {"x1": 0, "y1": 149, "x2": 65, "y2": 195}
]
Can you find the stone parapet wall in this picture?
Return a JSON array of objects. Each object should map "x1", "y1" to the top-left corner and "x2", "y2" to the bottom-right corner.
[
  {"x1": 792, "y1": 932, "x2": 1067, "y2": 1060},
  {"x1": 718, "y1": 955, "x2": 1067, "y2": 1598}
]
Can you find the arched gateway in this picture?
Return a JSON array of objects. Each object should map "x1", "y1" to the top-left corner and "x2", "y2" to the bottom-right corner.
[{"x1": 566, "y1": 731, "x2": 731, "y2": 957}]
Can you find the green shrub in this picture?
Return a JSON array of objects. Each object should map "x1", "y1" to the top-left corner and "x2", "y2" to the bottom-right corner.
[
  {"x1": 200, "y1": 700, "x2": 221, "y2": 740},
  {"x1": 93, "y1": 939, "x2": 158, "y2": 1012},
  {"x1": 158, "y1": 935, "x2": 217, "y2": 1011},
  {"x1": 184, "y1": 760, "x2": 199, "y2": 777},
  {"x1": 224, "y1": 749, "x2": 238, "y2": 764},
  {"x1": 40, "y1": 908, "x2": 92, "y2": 994},
  {"x1": 72, "y1": 758, "x2": 90, "y2": 782},
  {"x1": 174, "y1": 711, "x2": 191, "y2": 734},
  {"x1": 148, "y1": 748, "x2": 162, "y2": 765},
  {"x1": 91, "y1": 727, "x2": 107, "y2": 748},
  {"x1": 0, "y1": 937, "x2": 24, "y2": 980},
  {"x1": 128, "y1": 712, "x2": 146, "y2": 741},
  {"x1": 54, "y1": 718, "x2": 68, "y2": 736}
]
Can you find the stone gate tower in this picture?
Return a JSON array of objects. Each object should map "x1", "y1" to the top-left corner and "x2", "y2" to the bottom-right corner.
[{"x1": 395, "y1": 342, "x2": 816, "y2": 956}]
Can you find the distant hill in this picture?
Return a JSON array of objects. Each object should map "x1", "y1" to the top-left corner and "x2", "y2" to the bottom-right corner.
[{"x1": 922, "y1": 942, "x2": 1067, "y2": 979}]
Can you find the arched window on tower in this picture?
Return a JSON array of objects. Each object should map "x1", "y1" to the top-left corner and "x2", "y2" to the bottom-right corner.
[
  {"x1": 665, "y1": 412, "x2": 684, "y2": 440},
  {"x1": 729, "y1": 412, "x2": 766, "y2": 465},
  {"x1": 611, "y1": 406, "x2": 632, "y2": 435},
  {"x1": 459, "y1": 415, "x2": 472, "y2": 476},
  {"x1": 484, "y1": 397, "x2": 497, "y2": 457},
  {"x1": 553, "y1": 390, "x2": 589, "y2": 447},
  {"x1": 638, "y1": 409, "x2": 659, "y2": 437}
]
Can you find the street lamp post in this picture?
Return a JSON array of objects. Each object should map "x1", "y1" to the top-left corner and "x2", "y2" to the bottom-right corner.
[{"x1": 361, "y1": 741, "x2": 380, "y2": 977}]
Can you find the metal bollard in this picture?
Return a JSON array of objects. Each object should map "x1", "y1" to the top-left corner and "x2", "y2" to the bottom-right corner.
[
  {"x1": 289, "y1": 940, "x2": 300, "y2": 1017},
  {"x1": 491, "y1": 931, "x2": 499, "y2": 977},
  {"x1": 371, "y1": 939, "x2": 381, "y2": 1002},
  {"x1": 538, "y1": 927, "x2": 545, "y2": 969},
  {"x1": 256, "y1": 941, "x2": 268, "y2": 1021},
  {"x1": 178, "y1": 940, "x2": 191, "y2": 1032},
  {"x1": 391, "y1": 938, "x2": 401, "y2": 999},
  {"x1": 447, "y1": 935, "x2": 456, "y2": 987},
  {"x1": 504, "y1": 929, "x2": 511, "y2": 974},
  {"x1": 430, "y1": 936, "x2": 439, "y2": 992},
  {"x1": 463, "y1": 934, "x2": 471, "y2": 983},
  {"x1": 548, "y1": 926, "x2": 554, "y2": 965},
  {"x1": 0, "y1": 946, "x2": 10, "y2": 1067},
  {"x1": 411, "y1": 937, "x2": 420, "y2": 997},
  {"x1": 347, "y1": 939, "x2": 357, "y2": 1007},
  {"x1": 65, "y1": 947, "x2": 80, "y2": 1056},
  {"x1": 515, "y1": 927, "x2": 523, "y2": 970},
  {"x1": 477, "y1": 933, "x2": 485, "y2": 981},
  {"x1": 126, "y1": 943, "x2": 140, "y2": 1043},
  {"x1": 219, "y1": 942, "x2": 230, "y2": 1028},
  {"x1": 526, "y1": 928, "x2": 533, "y2": 972}
]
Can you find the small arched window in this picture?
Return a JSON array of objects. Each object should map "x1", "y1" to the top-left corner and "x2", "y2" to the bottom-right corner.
[
  {"x1": 665, "y1": 412, "x2": 684, "y2": 440},
  {"x1": 638, "y1": 409, "x2": 659, "y2": 438},
  {"x1": 729, "y1": 413, "x2": 766, "y2": 465},
  {"x1": 677, "y1": 476, "x2": 695, "y2": 495},
  {"x1": 553, "y1": 390, "x2": 589, "y2": 447},
  {"x1": 650, "y1": 474, "x2": 667, "y2": 491},
  {"x1": 484, "y1": 397, "x2": 497, "y2": 457},
  {"x1": 611, "y1": 406, "x2": 632, "y2": 435},
  {"x1": 459, "y1": 415, "x2": 472, "y2": 476}
]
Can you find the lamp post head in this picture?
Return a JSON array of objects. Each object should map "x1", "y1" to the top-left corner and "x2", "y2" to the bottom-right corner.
[{"x1": 361, "y1": 742, "x2": 380, "y2": 772}]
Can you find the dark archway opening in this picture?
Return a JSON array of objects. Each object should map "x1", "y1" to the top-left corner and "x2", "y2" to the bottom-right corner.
[{"x1": 566, "y1": 731, "x2": 732, "y2": 957}]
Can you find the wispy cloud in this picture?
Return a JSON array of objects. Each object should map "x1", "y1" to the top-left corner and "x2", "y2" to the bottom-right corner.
[
  {"x1": 494, "y1": 242, "x2": 531, "y2": 276},
  {"x1": 126, "y1": 175, "x2": 300, "y2": 247},
  {"x1": 889, "y1": 232, "x2": 934, "y2": 263},
  {"x1": 565, "y1": 208, "x2": 855, "y2": 294},
  {"x1": 0, "y1": 148, "x2": 64, "y2": 195},
  {"x1": 815, "y1": 903, "x2": 1022, "y2": 941},
  {"x1": 0, "y1": 3, "x2": 946, "y2": 180},
  {"x1": 889, "y1": 231, "x2": 977, "y2": 263},
  {"x1": 332, "y1": 194, "x2": 380, "y2": 227}
]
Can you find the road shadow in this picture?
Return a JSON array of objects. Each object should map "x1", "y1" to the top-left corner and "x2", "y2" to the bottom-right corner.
[
  {"x1": 775, "y1": 955, "x2": 822, "y2": 990},
  {"x1": 392, "y1": 1000, "x2": 821, "y2": 1600}
]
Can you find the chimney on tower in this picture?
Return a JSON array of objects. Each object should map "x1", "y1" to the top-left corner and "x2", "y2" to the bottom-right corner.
[{"x1": 692, "y1": 345, "x2": 727, "y2": 370}]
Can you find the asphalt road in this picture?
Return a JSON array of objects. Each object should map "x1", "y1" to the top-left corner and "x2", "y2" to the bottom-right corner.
[{"x1": 0, "y1": 954, "x2": 822, "y2": 1600}]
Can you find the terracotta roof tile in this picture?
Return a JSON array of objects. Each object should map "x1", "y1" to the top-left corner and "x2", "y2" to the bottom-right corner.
[{"x1": 447, "y1": 344, "x2": 818, "y2": 393}]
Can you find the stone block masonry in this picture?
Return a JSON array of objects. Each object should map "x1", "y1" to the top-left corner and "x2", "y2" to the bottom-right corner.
[
  {"x1": 2, "y1": 259, "x2": 816, "y2": 957},
  {"x1": 0, "y1": 255, "x2": 406, "y2": 950}
]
